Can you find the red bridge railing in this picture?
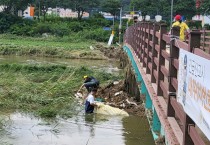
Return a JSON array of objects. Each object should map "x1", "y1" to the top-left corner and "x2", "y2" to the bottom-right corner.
[
  {"x1": 201, "y1": 29, "x2": 210, "y2": 53},
  {"x1": 124, "y1": 22, "x2": 210, "y2": 145}
]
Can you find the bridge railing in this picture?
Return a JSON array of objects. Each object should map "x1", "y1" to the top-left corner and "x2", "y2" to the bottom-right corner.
[
  {"x1": 200, "y1": 29, "x2": 210, "y2": 53},
  {"x1": 124, "y1": 22, "x2": 210, "y2": 145}
]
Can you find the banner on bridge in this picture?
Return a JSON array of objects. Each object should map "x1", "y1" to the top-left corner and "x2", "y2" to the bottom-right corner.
[{"x1": 178, "y1": 49, "x2": 210, "y2": 141}]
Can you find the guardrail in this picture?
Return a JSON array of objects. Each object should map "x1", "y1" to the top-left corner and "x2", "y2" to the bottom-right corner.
[
  {"x1": 201, "y1": 29, "x2": 210, "y2": 53},
  {"x1": 124, "y1": 22, "x2": 210, "y2": 145}
]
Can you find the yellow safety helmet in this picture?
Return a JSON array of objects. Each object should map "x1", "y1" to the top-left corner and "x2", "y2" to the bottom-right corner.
[{"x1": 83, "y1": 75, "x2": 88, "y2": 79}]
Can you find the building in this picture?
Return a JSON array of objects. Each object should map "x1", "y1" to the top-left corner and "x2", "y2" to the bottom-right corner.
[
  {"x1": 47, "y1": 8, "x2": 89, "y2": 18},
  {"x1": 0, "y1": 5, "x2": 4, "y2": 12},
  {"x1": 194, "y1": 0, "x2": 210, "y2": 25}
]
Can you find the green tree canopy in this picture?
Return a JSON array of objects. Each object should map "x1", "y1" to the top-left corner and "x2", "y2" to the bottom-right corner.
[
  {"x1": 130, "y1": 0, "x2": 196, "y2": 21},
  {"x1": 32, "y1": 0, "x2": 59, "y2": 21},
  {"x1": 101, "y1": 0, "x2": 121, "y2": 17},
  {"x1": 0, "y1": 0, "x2": 31, "y2": 15},
  {"x1": 58, "y1": 0, "x2": 100, "y2": 20},
  {"x1": 198, "y1": 0, "x2": 210, "y2": 15},
  {"x1": 173, "y1": 0, "x2": 196, "y2": 19}
]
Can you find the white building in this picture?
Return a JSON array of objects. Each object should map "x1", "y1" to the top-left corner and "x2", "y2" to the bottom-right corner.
[
  {"x1": 192, "y1": 15, "x2": 210, "y2": 26},
  {"x1": 0, "y1": 5, "x2": 5, "y2": 12},
  {"x1": 47, "y1": 8, "x2": 89, "y2": 18}
]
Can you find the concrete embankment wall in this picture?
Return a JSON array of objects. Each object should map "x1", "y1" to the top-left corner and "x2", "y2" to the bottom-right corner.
[{"x1": 119, "y1": 47, "x2": 164, "y2": 144}]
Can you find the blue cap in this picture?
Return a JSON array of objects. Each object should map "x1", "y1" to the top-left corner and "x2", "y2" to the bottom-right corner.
[{"x1": 181, "y1": 16, "x2": 186, "y2": 21}]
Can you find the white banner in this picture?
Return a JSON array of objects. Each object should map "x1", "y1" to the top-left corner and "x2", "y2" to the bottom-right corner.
[{"x1": 178, "y1": 49, "x2": 210, "y2": 141}]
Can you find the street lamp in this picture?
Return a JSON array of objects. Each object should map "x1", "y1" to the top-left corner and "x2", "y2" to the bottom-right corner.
[{"x1": 170, "y1": 0, "x2": 174, "y2": 27}]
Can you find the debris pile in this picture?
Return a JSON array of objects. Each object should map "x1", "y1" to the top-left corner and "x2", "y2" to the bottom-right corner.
[
  {"x1": 95, "y1": 44, "x2": 122, "y2": 59},
  {"x1": 97, "y1": 80, "x2": 145, "y2": 116}
]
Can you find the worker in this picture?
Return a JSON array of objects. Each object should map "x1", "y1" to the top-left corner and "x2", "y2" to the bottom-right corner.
[
  {"x1": 168, "y1": 14, "x2": 181, "y2": 36},
  {"x1": 85, "y1": 88, "x2": 98, "y2": 113},
  {"x1": 180, "y1": 16, "x2": 190, "y2": 41},
  {"x1": 78, "y1": 75, "x2": 99, "y2": 99},
  {"x1": 172, "y1": 14, "x2": 182, "y2": 27},
  {"x1": 171, "y1": 15, "x2": 190, "y2": 41}
]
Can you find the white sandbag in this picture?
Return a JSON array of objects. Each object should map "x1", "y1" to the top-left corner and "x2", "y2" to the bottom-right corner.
[{"x1": 95, "y1": 102, "x2": 129, "y2": 116}]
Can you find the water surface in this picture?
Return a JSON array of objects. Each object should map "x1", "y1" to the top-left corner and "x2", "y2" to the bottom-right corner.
[
  {"x1": 0, "y1": 112, "x2": 155, "y2": 145},
  {"x1": 0, "y1": 55, "x2": 155, "y2": 145},
  {"x1": 0, "y1": 55, "x2": 121, "y2": 74}
]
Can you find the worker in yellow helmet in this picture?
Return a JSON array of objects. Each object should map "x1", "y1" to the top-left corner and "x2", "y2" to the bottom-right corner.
[
  {"x1": 78, "y1": 75, "x2": 99, "y2": 99},
  {"x1": 171, "y1": 15, "x2": 190, "y2": 41}
]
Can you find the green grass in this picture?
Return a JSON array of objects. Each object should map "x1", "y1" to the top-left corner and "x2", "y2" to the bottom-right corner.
[
  {"x1": 0, "y1": 34, "x2": 94, "y2": 49},
  {"x1": 0, "y1": 34, "x2": 106, "y2": 59},
  {"x1": 0, "y1": 63, "x2": 122, "y2": 118}
]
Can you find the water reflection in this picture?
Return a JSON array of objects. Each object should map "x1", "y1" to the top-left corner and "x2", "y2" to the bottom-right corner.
[
  {"x1": 123, "y1": 116, "x2": 154, "y2": 145},
  {"x1": 0, "y1": 55, "x2": 121, "y2": 74},
  {"x1": 0, "y1": 112, "x2": 155, "y2": 145}
]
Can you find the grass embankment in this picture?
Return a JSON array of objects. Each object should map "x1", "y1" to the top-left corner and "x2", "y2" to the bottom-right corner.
[
  {"x1": 0, "y1": 34, "x2": 107, "y2": 59},
  {"x1": 0, "y1": 63, "x2": 121, "y2": 118}
]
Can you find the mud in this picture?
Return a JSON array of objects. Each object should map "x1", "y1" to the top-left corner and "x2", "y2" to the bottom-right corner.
[
  {"x1": 95, "y1": 44, "x2": 123, "y2": 59},
  {"x1": 96, "y1": 80, "x2": 145, "y2": 117},
  {"x1": 94, "y1": 45, "x2": 145, "y2": 116}
]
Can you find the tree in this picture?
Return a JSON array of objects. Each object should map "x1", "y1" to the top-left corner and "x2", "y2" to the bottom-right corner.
[
  {"x1": 130, "y1": 0, "x2": 161, "y2": 18},
  {"x1": 173, "y1": 0, "x2": 196, "y2": 19},
  {"x1": 198, "y1": 0, "x2": 210, "y2": 16},
  {"x1": 130, "y1": 0, "x2": 196, "y2": 21},
  {"x1": 0, "y1": 0, "x2": 31, "y2": 15},
  {"x1": 101, "y1": 0, "x2": 121, "y2": 17},
  {"x1": 121, "y1": 0, "x2": 131, "y2": 11},
  {"x1": 59, "y1": 0, "x2": 100, "y2": 20},
  {"x1": 32, "y1": 0, "x2": 59, "y2": 21}
]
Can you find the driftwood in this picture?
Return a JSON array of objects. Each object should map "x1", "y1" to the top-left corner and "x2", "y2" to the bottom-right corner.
[{"x1": 125, "y1": 99, "x2": 138, "y2": 106}]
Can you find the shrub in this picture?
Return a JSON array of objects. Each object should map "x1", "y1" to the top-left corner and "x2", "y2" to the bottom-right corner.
[
  {"x1": 187, "y1": 20, "x2": 202, "y2": 29},
  {"x1": 1, "y1": 14, "x2": 116, "y2": 42},
  {"x1": 68, "y1": 21, "x2": 84, "y2": 32},
  {"x1": 79, "y1": 28, "x2": 110, "y2": 42},
  {"x1": 0, "y1": 12, "x2": 22, "y2": 33},
  {"x1": 33, "y1": 23, "x2": 52, "y2": 34},
  {"x1": 204, "y1": 24, "x2": 210, "y2": 30}
]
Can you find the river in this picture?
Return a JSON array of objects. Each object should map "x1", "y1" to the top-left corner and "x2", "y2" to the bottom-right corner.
[{"x1": 0, "y1": 55, "x2": 155, "y2": 145}]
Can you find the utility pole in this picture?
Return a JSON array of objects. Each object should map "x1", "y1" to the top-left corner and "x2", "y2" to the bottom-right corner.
[
  {"x1": 119, "y1": 7, "x2": 122, "y2": 44},
  {"x1": 39, "y1": 0, "x2": 41, "y2": 20},
  {"x1": 133, "y1": 6, "x2": 134, "y2": 23}
]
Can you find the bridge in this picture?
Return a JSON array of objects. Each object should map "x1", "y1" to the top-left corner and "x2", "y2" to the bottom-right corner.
[{"x1": 123, "y1": 22, "x2": 210, "y2": 145}]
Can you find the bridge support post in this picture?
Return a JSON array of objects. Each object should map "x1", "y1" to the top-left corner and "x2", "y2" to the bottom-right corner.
[
  {"x1": 182, "y1": 114, "x2": 194, "y2": 145},
  {"x1": 167, "y1": 26, "x2": 180, "y2": 117},
  {"x1": 146, "y1": 22, "x2": 153, "y2": 74},
  {"x1": 142, "y1": 22, "x2": 148, "y2": 67},
  {"x1": 188, "y1": 30, "x2": 201, "y2": 52},
  {"x1": 181, "y1": 31, "x2": 201, "y2": 145},
  {"x1": 151, "y1": 23, "x2": 159, "y2": 84},
  {"x1": 156, "y1": 24, "x2": 167, "y2": 96}
]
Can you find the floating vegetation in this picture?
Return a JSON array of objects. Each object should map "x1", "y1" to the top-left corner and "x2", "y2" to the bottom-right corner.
[{"x1": 0, "y1": 63, "x2": 122, "y2": 118}]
